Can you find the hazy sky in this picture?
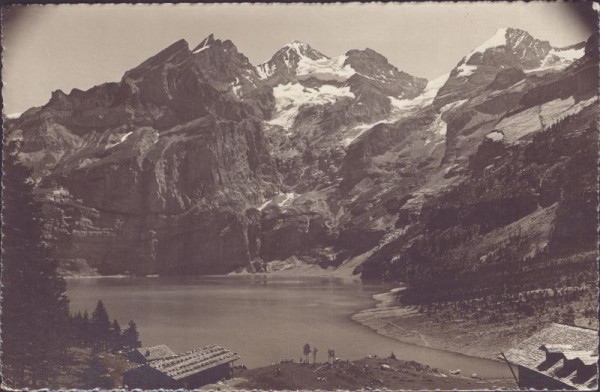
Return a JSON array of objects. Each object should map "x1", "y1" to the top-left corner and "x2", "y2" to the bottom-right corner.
[{"x1": 1, "y1": 2, "x2": 596, "y2": 114}]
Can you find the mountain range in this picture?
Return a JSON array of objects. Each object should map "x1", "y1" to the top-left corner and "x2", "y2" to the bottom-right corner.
[{"x1": 3, "y1": 27, "x2": 598, "y2": 298}]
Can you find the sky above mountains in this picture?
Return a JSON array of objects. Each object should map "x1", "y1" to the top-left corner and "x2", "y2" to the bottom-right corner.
[{"x1": 2, "y1": 2, "x2": 596, "y2": 114}]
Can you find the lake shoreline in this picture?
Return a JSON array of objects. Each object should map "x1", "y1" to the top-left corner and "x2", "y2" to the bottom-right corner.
[{"x1": 352, "y1": 287, "x2": 520, "y2": 364}]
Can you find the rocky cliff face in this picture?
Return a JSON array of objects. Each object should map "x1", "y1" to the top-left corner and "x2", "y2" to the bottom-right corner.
[
  {"x1": 3, "y1": 29, "x2": 597, "y2": 285},
  {"x1": 5, "y1": 35, "x2": 281, "y2": 275}
]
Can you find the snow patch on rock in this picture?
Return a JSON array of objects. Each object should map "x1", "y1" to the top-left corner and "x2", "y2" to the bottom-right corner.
[
  {"x1": 5, "y1": 112, "x2": 22, "y2": 119},
  {"x1": 528, "y1": 47, "x2": 586, "y2": 72},
  {"x1": 256, "y1": 62, "x2": 276, "y2": 79},
  {"x1": 342, "y1": 74, "x2": 456, "y2": 147},
  {"x1": 230, "y1": 77, "x2": 243, "y2": 98},
  {"x1": 296, "y1": 55, "x2": 356, "y2": 82},
  {"x1": 193, "y1": 45, "x2": 211, "y2": 55},
  {"x1": 425, "y1": 113, "x2": 448, "y2": 137},
  {"x1": 268, "y1": 83, "x2": 355, "y2": 130},
  {"x1": 467, "y1": 28, "x2": 508, "y2": 62},
  {"x1": 455, "y1": 28, "x2": 509, "y2": 77},
  {"x1": 550, "y1": 47, "x2": 586, "y2": 62},
  {"x1": 257, "y1": 192, "x2": 299, "y2": 210},
  {"x1": 389, "y1": 73, "x2": 450, "y2": 114},
  {"x1": 120, "y1": 131, "x2": 134, "y2": 143},
  {"x1": 486, "y1": 131, "x2": 504, "y2": 142},
  {"x1": 425, "y1": 98, "x2": 468, "y2": 138},
  {"x1": 440, "y1": 99, "x2": 468, "y2": 113},
  {"x1": 457, "y1": 63, "x2": 477, "y2": 77},
  {"x1": 342, "y1": 123, "x2": 378, "y2": 147},
  {"x1": 421, "y1": 73, "x2": 451, "y2": 101},
  {"x1": 105, "y1": 131, "x2": 134, "y2": 149},
  {"x1": 279, "y1": 192, "x2": 298, "y2": 207}
]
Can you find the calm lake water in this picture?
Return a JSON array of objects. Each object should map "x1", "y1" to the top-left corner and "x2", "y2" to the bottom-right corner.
[{"x1": 67, "y1": 275, "x2": 510, "y2": 379}]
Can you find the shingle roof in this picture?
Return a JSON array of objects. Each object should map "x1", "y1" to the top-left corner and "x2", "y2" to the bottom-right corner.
[
  {"x1": 563, "y1": 351, "x2": 597, "y2": 366},
  {"x1": 543, "y1": 344, "x2": 574, "y2": 353},
  {"x1": 135, "y1": 344, "x2": 176, "y2": 361},
  {"x1": 147, "y1": 345, "x2": 239, "y2": 381},
  {"x1": 505, "y1": 323, "x2": 598, "y2": 391}
]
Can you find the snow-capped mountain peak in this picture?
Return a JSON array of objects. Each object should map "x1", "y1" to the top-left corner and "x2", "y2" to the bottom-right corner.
[
  {"x1": 285, "y1": 40, "x2": 320, "y2": 55},
  {"x1": 465, "y1": 28, "x2": 539, "y2": 59},
  {"x1": 453, "y1": 27, "x2": 558, "y2": 78},
  {"x1": 256, "y1": 41, "x2": 331, "y2": 81},
  {"x1": 466, "y1": 27, "x2": 509, "y2": 61},
  {"x1": 435, "y1": 27, "x2": 589, "y2": 110},
  {"x1": 283, "y1": 40, "x2": 328, "y2": 62},
  {"x1": 463, "y1": 27, "x2": 541, "y2": 63}
]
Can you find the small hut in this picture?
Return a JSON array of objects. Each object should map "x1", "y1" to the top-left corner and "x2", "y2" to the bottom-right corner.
[
  {"x1": 504, "y1": 323, "x2": 598, "y2": 390},
  {"x1": 123, "y1": 345, "x2": 239, "y2": 389}
]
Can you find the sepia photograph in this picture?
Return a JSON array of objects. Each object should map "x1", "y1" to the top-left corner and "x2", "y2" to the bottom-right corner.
[{"x1": 1, "y1": 1, "x2": 598, "y2": 390}]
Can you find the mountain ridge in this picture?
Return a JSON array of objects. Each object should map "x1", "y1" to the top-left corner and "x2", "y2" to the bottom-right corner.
[{"x1": 3, "y1": 28, "x2": 596, "y2": 288}]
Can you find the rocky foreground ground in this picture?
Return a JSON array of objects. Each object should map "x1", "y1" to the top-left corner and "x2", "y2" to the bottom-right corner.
[
  {"x1": 207, "y1": 357, "x2": 515, "y2": 390},
  {"x1": 48, "y1": 349, "x2": 514, "y2": 390}
]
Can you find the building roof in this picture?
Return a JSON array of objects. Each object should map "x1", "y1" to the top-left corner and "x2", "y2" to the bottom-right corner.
[
  {"x1": 135, "y1": 344, "x2": 176, "y2": 361},
  {"x1": 147, "y1": 345, "x2": 239, "y2": 381},
  {"x1": 562, "y1": 351, "x2": 597, "y2": 365},
  {"x1": 505, "y1": 323, "x2": 598, "y2": 390},
  {"x1": 542, "y1": 344, "x2": 574, "y2": 353}
]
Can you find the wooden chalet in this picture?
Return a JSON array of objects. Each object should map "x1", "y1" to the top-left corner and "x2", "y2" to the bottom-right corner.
[
  {"x1": 128, "y1": 344, "x2": 176, "y2": 363},
  {"x1": 123, "y1": 345, "x2": 240, "y2": 389},
  {"x1": 504, "y1": 323, "x2": 598, "y2": 390}
]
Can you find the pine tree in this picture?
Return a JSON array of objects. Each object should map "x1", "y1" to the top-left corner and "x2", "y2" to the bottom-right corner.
[
  {"x1": 110, "y1": 320, "x2": 122, "y2": 352},
  {"x1": 90, "y1": 300, "x2": 111, "y2": 350},
  {"x1": 70, "y1": 311, "x2": 83, "y2": 344},
  {"x1": 121, "y1": 321, "x2": 141, "y2": 349},
  {"x1": 82, "y1": 310, "x2": 90, "y2": 346},
  {"x1": 1, "y1": 141, "x2": 70, "y2": 387}
]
